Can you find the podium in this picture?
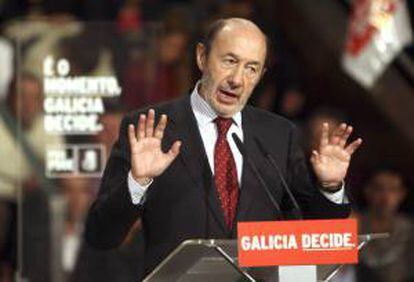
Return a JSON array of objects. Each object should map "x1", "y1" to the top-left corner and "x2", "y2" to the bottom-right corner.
[{"x1": 143, "y1": 234, "x2": 388, "y2": 282}]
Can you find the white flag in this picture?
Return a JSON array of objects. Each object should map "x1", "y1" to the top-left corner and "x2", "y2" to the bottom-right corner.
[{"x1": 342, "y1": 0, "x2": 413, "y2": 89}]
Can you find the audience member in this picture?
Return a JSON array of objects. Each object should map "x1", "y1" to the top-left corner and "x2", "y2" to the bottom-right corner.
[
  {"x1": 357, "y1": 169, "x2": 414, "y2": 282},
  {"x1": 3, "y1": 15, "x2": 81, "y2": 77},
  {"x1": 0, "y1": 73, "x2": 64, "y2": 282}
]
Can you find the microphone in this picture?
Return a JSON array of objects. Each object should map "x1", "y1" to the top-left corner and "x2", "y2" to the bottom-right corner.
[
  {"x1": 254, "y1": 137, "x2": 303, "y2": 220},
  {"x1": 231, "y1": 133, "x2": 282, "y2": 219}
]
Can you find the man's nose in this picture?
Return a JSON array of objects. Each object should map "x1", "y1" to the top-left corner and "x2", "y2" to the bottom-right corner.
[{"x1": 228, "y1": 66, "x2": 243, "y2": 88}]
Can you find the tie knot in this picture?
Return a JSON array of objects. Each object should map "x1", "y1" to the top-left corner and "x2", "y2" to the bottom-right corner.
[{"x1": 215, "y1": 117, "x2": 233, "y2": 136}]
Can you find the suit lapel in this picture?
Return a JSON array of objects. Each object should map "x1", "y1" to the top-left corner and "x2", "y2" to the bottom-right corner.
[{"x1": 167, "y1": 96, "x2": 228, "y2": 233}]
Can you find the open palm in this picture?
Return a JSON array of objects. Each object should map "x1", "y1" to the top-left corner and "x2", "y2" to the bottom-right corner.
[
  {"x1": 128, "y1": 109, "x2": 181, "y2": 183},
  {"x1": 310, "y1": 123, "x2": 362, "y2": 189}
]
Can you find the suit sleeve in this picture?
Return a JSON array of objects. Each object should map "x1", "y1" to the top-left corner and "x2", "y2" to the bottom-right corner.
[
  {"x1": 286, "y1": 125, "x2": 351, "y2": 219},
  {"x1": 84, "y1": 114, "x2": 142, "y2": 249}
]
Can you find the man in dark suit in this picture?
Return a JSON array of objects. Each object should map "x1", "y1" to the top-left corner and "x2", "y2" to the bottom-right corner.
[{"x1": 85, "y1": 18, "x2": 362, "y2": 278}]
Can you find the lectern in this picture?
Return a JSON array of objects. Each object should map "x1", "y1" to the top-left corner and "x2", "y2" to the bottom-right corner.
[{"x1": 143, "y1": 234, "x2": 388, "y2": 282}]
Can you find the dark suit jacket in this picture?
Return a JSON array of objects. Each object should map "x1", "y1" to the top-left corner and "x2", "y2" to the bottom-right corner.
[{"x1": 85, "y1": 95, "x2": 351, "y2": 278}]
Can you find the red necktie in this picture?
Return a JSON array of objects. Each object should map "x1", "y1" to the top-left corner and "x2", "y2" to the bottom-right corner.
[{"x1": 214, "y1": 117, "x2": 239, "y2": 229}]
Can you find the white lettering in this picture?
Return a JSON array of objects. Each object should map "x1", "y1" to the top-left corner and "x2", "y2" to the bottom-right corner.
[
  {"x1": 57, "y1": 58, "x2": 70, "y2": 76},
  {"x1": 44, "y1": 77, "x2": 122, "y2": 96},
  {"x1": 43, "y1": 97, "x2": 104, "y2": 114},
  {"x1": 44, "y1": 114, "x2": 103, "y2": 133},
  {"x1": 241, "y1": 236, "x2": 251, "y2": 251},
  {"x1": 301, "y1": 233, "x2": 355, "y2": 249},
  {"x1": 46, "y1": 150, "x2": 74, "y2": 171},
  {"x1": 43, "y1": 56, "x2": 54, "y2": 77},
  {"x1": 239, "y1": 235, "x2": 298, "y2": 251}
]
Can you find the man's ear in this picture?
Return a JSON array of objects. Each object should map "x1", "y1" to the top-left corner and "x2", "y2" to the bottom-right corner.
[{"x1": 196, "y1": 43, "x2": 206, "y2": 72}]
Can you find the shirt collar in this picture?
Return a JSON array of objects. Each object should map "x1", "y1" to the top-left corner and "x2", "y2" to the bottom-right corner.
[{"x1": 190, "y1": 81, "x2": 242, "y2": 128}]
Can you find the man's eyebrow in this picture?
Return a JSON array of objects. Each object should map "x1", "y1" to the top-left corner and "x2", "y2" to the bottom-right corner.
[
  {"x1": 221, "y1": 52, "x2": 239, "y2": 59},
  {"x1": 246, "y1": 61, "x2": 261, "y2": 66},
  {"x1": 222, "y1": 52, "x2": 262, "y2": 66}
]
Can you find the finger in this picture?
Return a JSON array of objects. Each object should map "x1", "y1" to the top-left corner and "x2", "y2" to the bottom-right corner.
[
  {"x1": 137, "y1": 114, "x2": 146, "y2": 140},
  {"x1": 320, "y1": 122, "x2": 329, "y2": 150},
  {"x1": 154, "y1": 114, "x2": 167, "y2": 139},
  {"x1": 330, "y1": 123, "x2": 346, "y2": 145},
  {"x1": 128, "y1": 124, "x2": 138, "y2": 146},
  {"x1": 345, "y1": 138, "x2": 363, "y2": 155},
  {"x1": 310, "y1": 150, "x2": 320, "y2": 164},
  {"x1": 167, "y1": 140, "x2": 182, "y2": 160},
  {"x1": 339, "y1": 126, "x2": 353, "y2": 148},
  {"x1": 145, "y1": 109, "x2": 155, "y2": 137},
  {"x1": 333, "y1": 123, "x2": 347, "y2": 137}
]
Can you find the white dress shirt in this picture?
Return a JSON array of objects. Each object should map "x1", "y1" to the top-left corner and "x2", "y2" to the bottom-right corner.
[{"x1": 128, "y1": 84, "x2": 345, "y2": 205}]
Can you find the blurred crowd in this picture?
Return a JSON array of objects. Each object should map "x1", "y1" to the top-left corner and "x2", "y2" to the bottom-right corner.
[{"x1": 0, "y1": 1, "x2": 413, "y2": 282}]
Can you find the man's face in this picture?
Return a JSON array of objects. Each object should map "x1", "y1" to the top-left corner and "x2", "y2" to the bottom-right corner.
[
  {"x1": 196, "y1": 24, "x2": 266, "y2": 117},
  {"x1": 365, "y1": 172, "x2": 406, "y2": 217}
]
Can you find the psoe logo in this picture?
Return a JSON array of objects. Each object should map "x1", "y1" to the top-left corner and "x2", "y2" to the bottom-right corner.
[{"x1": 46, "y1": 144, "x2": 105, "y2": 178}]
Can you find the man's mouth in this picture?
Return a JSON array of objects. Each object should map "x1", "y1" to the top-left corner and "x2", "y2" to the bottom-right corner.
[{"x1": 216, "y1": 89, "x2": 239, "y2": 104}]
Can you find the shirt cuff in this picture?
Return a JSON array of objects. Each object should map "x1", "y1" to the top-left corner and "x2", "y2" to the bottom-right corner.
[
  {"x1": 319, "y1": 183, "x2": 348, "y2": 204},
  {"x1": 127, "y1": 171, "x2": 153, "y2": 205}
]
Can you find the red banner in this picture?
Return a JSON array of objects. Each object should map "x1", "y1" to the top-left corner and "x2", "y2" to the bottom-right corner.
[{"x1": 238, "y1": 219, "x2": 358, "y2": 267}]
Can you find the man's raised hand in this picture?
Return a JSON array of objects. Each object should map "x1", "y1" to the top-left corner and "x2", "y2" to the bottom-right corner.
[
  {"x1": 127, "y1": 109, "x2": 181, "y2": 185},
  {"x1": 310, "y1": 122, "x2": 362, "y2": 191}
]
